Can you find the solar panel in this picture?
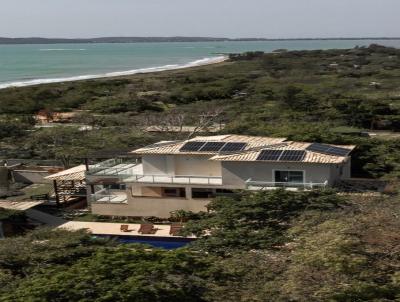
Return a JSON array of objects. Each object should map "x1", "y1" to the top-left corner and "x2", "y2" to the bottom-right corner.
[
  {"x1": 279, "y1": 150, "x2": 306, "y2": 162},
  {"x1": 199, "y1": 142, "x2": 226, "y2": 152},
  {"x1": 179, "y1": 141, "x2": 207, "y2": 152},
  {"x1": 220, "y1": 142, "x2": 247, "y2": 153},
  {"x1": 306, "y1": 143, "x2": 330, "y2": 153},
  {"x1": 257, "y1": 150, "x2": 283, "y2": 161},
  {"x1": 307, "y1": 143, "x2": 350, "y2": 157},
  {"x1": 326, "y1": 146, "x2": 351, "y2": 156}
]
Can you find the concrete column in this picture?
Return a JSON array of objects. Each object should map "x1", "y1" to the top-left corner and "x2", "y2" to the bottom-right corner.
[
  {"x1": 166, "y1": 155, "x2": 175, "y2": 175},
  {"x1": 185, "y1": 186, "x2": 192, "y2": 200},
  {"x1": 53, "y1": 180, "x2": 60, "y2": 207},
  {"x1": 0, "y1": 221, "x2": 4, "y2": 239},
  {"x1": 0, "y1": 166, "x2": 10, "y2": 197}
]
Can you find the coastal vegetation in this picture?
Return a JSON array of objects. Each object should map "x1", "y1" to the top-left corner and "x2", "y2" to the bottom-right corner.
[
  {"x1": 1, "y1": 44, "x2": 400, "y2": 178},
  {"x1": 1, "y1": 45, "x2": 400, "y2": 300},
  {"x1": 1, "y1": 190, "x2": 400, "y2": 301}
]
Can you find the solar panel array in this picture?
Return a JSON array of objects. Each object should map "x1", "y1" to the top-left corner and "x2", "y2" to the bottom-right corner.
[
  {"x1": 306, "y1": 143, "x2": 350, "y2": 157},
  {"x1": 257, "y1": 150, "x2": 283, "y2": 161},
  {"x1": 280, "y1": 150, "x2": 306, "y2": 161},
  {"x1": 179, "y1": 141, "x2": 247, "y2": 153},
  {"x1": 220, "y1": 142, "x2": 247, "y2": 152},
  {"x1": 257, "y1": 150, "x2": 306, "y2": 162},
  {"x1": 199, "y1": 142, "x2": 226, "y2": 152},
  {"x1": 179, "y1": 141, "x2": 207, "y2": 152}
]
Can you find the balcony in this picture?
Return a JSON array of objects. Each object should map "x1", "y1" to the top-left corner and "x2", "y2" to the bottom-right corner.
[
  {"x1": 87, "y1": 158, "x2": 222, "y2": 186},
  {"x1": 246, "y1": 179, "x2": 328, "y2": 190},
  {"x1": 124, "y1": 174, "x2": 223, "y2": 186},
  {"x1": 87, "y1": 158, "x2": 142, "y2": 182},
  {"x1": 90, "y1": 189, "x2": 128, "y2": 204}
]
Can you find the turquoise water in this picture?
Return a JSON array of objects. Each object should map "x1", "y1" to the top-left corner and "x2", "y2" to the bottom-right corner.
[
  {"x1": 1, "y1": 40, "x2": 399, "y2": 88},
  {"x1": 95, "y1": 234, "x2": 194, "y2": 249}
]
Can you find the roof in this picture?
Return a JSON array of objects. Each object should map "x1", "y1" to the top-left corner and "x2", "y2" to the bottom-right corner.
[
  {"x1": 45, "y1": 165, "x2": 86, "y2": 181},
  {"x1": 0, "y1": 201, "x2": 43, "y2": 211},
  {"x1": 211, "y1": 141, "x2": 356, "y2": 164},
  {"x1": 131, "y1": 135, "x2": 287, "y2": 155},
  {"x1": 144, "y1": 124, "x2": 223, "y2": 133},
  {"x1": 131, "y1": 135, "x2": 355, "y2": 164}
]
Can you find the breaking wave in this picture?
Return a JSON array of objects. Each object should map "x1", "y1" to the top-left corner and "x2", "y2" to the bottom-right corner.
[{"x1": 0, "y1": 56, "x2": 227, "y2": 89}]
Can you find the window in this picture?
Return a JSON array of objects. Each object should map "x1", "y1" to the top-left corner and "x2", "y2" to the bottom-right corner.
[
  {"x1": 192, "y1": 188, "x2": 215, "y2": 199},
  {"x1": 162, "y1": 188, "x2": 186, "y2": 198},
  {"x1": 274, "y1": 171, "x2": 304, "y2": 184},
  {"x1": 104, "y1": 184, "x2": 126, "y2": 190}
]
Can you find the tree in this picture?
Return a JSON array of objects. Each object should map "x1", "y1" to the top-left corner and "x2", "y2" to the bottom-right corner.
[
  {"x1": 184, "y1": 189, "x2": 345, "y2": 254},
  {"x1": 1, "y1": 240, "x2": 220, "y2": 302}
]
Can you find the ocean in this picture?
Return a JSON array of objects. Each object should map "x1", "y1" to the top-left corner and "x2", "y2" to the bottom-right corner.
[{"x1": 1, "y1": 39, "x2": 400, "y2": 89}]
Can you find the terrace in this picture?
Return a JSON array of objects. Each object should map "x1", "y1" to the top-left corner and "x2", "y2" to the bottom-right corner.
[
  {"x1": 90, "y1": 188, "x2": 128, "y2": 204},
  {"x1": 87, "y1": 158, "x2": 140, "y2": 177},
  {"x1": 246, "y1": 179, "x2": 328, "y2": 190},
  {"x1": 86, "y1": 159, "x2": 143, "y2": 186},
  {"x1": 124, "y1": 174, "x2": 223, "y2": 186},
  {"x1": 87, "y1": 158, "x2": 223, "y2": 186}
]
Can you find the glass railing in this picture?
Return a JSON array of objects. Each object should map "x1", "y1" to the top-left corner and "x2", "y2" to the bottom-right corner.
[
  {"x1": 90, "y1": 189, "x2": 128, "y2": 204},
  {"x1": 87, "y1": 158, "x2": 139, "y2": 176},
  {"x1": 246, "y1": 179, "x2": 328, "y2": 190},
  {"x1": 124, "y1": 174, "x2": 223, "y2": 185}
]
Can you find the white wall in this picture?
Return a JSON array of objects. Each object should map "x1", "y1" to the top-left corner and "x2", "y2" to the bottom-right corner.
[
  {"x1": 142, "y1": 155, "x2": 170, "y2": 175},
  {"x1": 142, "y1": 154, "x2": 221, "y2": 177},
  {"x1": 221, "y1": 161, "x2": 338, "y2": 187},
  {"x1": 342, "y1": 158, "x2": 352, "y2": 178},
  {"x1": 174, "y1": 155, "x2": 221, "y2": 177},
  {"x1": 92, "y1": 196, "x2": 210, "y2": 218}
]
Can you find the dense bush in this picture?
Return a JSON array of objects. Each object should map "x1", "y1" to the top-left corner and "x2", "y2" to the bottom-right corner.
[{"x1": 2, "y1": 191, "x2": 400, "y2": 301}]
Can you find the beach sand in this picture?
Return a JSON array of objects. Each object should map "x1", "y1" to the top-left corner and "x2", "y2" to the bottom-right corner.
[{"x1": 0, "y1": 55, "x2": 228, "y2": 90}]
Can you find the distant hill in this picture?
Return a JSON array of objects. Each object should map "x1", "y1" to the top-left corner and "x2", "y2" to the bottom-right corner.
[{"x1": 0, "y1": 36, "x2": 400, "y2": 45}]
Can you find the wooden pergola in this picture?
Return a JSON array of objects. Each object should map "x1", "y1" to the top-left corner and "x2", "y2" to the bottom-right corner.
[{"x1": 45, "y1": 165, "x2": 87, "y2": 207}]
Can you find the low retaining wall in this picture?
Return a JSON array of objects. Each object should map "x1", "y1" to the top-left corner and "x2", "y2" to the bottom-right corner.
[
  {"x1": 12, "y1": 170, "x2": 52, "y2": 184},
  {"x1": 91, "y1": 197, "x2": 210, "y2": 218}
]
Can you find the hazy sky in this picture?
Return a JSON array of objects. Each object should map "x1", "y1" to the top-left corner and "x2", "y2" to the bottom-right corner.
[{"x1": 1, "y1": 0, "x2": 399, "y2": 38}]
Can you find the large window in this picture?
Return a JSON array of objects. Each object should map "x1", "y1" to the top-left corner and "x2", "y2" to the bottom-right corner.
[
  {"x1": 192, "y1": 188, "x2": 215, "y2": 199},
  {"x1": 104, "y1": 184, "x2": 126, "y2": 190},
  {"x1": 274, "y1": 171, "x2": 304, "y2": 184},
  {"x1": 162, "y1": 188, "x2": 186, "y2": 198}
]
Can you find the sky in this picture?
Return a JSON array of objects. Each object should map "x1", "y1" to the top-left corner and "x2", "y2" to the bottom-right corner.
[{"x1": 1, "y1": 0, "x2": 399, "y2": 38}]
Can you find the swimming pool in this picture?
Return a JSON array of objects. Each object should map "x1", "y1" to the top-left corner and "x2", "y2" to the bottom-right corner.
[{"x1": 95, "y1": 234, "x2": 195, "y2": 249}]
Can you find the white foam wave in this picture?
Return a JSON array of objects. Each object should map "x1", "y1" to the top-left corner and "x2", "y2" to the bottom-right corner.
[
  {"x1": 0, "y1": 56, "x2": 227, "y2": 90},
  {"x1": 39, "y1": 48, "x2": 86, "y2": 51}
]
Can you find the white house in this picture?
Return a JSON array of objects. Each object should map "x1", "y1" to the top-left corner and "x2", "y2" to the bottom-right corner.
[{"x1": 86, "y1": 135, "x2": 355, "y2": 218}]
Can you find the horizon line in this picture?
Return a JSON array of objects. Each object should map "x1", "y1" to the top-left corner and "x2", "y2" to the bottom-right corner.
[{"x1": 1, "y1": 36, "x2": 400, "y2": 40}]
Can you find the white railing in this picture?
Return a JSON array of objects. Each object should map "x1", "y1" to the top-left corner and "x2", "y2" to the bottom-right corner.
[
  {"x1": 124, "y1": 174, "x2": 223, "y2": 186},
  {"x1": 90, "y1": 189, "x2": 128, "y2": 204},
  {"x1": 87, "y1": 158, "x2": 138, "y2": 176},
  {"x1": 246, "y1": 179, "x2": 328, "y2": 190}
]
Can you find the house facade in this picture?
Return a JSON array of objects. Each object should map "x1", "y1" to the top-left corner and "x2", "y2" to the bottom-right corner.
[{"x1": 87, "y1": 135, "x2": 354, "y2": 218}]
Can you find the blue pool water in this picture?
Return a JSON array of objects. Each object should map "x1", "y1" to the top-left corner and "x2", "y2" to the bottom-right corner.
[{"x1": 95, "y1": 234, "x2": 194, "y2": 249}]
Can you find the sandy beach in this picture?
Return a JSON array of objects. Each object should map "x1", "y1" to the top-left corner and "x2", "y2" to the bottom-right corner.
[{"x1": 0, "y1": 55, "x2": 228, "y2": 90}]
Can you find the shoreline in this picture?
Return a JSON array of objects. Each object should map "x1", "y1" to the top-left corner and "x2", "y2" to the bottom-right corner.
[
  {"x1": 1, "y1": 37, "x2": 400, "y2": 45},
  {"x1": 0, "y1": 55, "x2": 228, "y2": 90}
]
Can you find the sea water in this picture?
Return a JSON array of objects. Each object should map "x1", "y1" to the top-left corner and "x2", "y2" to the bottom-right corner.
[{"x1": 1, "y1": 40, "x2": 400, "y2": 89}]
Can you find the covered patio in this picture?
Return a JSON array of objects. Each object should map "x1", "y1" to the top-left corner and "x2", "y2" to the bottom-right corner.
[{"x1": 45, "y1": 165, "x2": 87, "y2": 206}]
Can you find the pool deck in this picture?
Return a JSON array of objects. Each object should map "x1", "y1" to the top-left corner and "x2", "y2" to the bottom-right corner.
[{"x1": 58, "y1": 221, "x2": 195, "y2": 239}]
